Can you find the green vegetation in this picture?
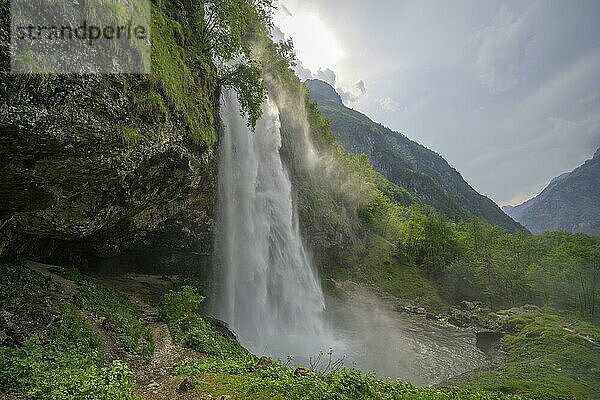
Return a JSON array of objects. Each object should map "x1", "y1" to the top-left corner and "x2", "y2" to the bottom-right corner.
[
  {"x1": 120, "y1": 124, "x2": 142, "y2": 144},
  {"x1": 446, "y1": 223, "x2": 600, "y2": 316},
  {"x1": 59, "y1": 268, "x2": 154, "y2": 363},
  {"x1": 0, "y1": 264, "x2": 137, "y2": 399},
  {"x1": 160, "y1": 286, "x2": 249, "y2": 358},
  {"x1": 1, "y1": 0, "x2": 598, "y2": 398},
  {"x1": 353, "y1": 235, "x2": 447, "y2": 311},
  {"x1": 175, "y1": 363, "x2": 530, "y2": 400},
  {"x1": 0, "y1": 304, "x2": 136, "y2": 400},
  {"x1": 148, "y1": 1, "x2": 217, "y2": 144},
  {"x1": 466, "y1": 309, "x2": 600, "y2": 399}
]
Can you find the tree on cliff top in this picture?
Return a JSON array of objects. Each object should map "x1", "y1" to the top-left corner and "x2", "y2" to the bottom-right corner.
[{"x1": 201, "y1": 0, "x2": 275, "y2": 129}]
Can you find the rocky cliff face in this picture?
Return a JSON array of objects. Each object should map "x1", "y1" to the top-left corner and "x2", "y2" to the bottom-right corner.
[
  {"x1": 0, "y1": 74, "x2": 217, "y2": 273},
  {"x1": 0, "y1": 0, "x2": 220, "y2": 273},
  {"x1": 503, "y1": 149, "x2": 600, "y2": 235}
]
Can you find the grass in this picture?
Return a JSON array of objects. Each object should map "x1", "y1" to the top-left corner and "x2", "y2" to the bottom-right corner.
[
  {"x1": 150, "y1": 3, "x2": 216, "y2": 145},
  {"x1": 160, "y1": 286, "x2": 249, "y2": 358},
  {"x1": 174, "y1": 357, "x2": 529, "y2": 400},
  {"x1": 119, "y1": 124, "x2": 142, "y2": 144},
  {"x1": 465, "y1": 309, "x2": 600, "y2": 400},
  {"x1": 352, "y1": 235, "x2": 448, "y2": 312},
  {"x1": 0, "y1": 302, "x2": 137, "y2": 400},
  {"x1": 58, "y1": 268, "x2": 155, "y2": 364}
]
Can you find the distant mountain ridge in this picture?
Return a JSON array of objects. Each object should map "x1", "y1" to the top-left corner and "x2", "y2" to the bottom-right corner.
[
  {"x1": 503, "y1": 149, "x2": 600, "y2": 235},
  {"x1": 305, "y1": 79, "x2": 521, "y2": 231}
]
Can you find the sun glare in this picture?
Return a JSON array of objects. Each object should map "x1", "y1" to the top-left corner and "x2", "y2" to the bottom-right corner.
[{"x1": 274, "y1": 9, "x2": 343, "y2": 72}]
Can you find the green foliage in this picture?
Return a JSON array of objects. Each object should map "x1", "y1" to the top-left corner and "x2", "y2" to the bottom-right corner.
[
  {"x1": 399, "y1": 206, "x2": 462, "y2": 277},
  {"x1": 174, "y1": 357, "x2": 527, "y2": 400},
  {"x1": 59, "y1": 269, "x2": 154, "y2": 360},
  {"x1": 133, "y1": 89, "x2": 170, "y2": 124},
  {"x1": 274, "y1": 37, "x2": 297, "y2": 68},
  {"x1": 49, "y1": 303, "x2": 103, "y2": 353},
  {"x1": 186, "y1": 318, "x2": 247, "y2": 357},
  {"x1": 0, "y1": 303, "x2": 137, "y2": 400},
  {"x1": 445, "y1": 221, "x2": 600, "y2": 315},
  {"x1": 160, "y1": 285, "x2": 204, "y2": 342},
  {"x1": 219, "y1": 60, "x2": 267, "y2": 128},
  {"x1": 201, "y1": 0, "x2": 274, "y2": 128},
  {"x1": 354, "y1": 235, "x2": 447, "y2": 311},
  {"x1": 175, "y1": 355, "x2": 256, "y2": 376},
  {"x1": 120, "y1": 124, "x2": 141, "y2": 144},
  {"x1": 150, "y1": 3, "x2": 217, "y2": 144},
  {"x1": 160, "y1": 286, "x2": 248, "y2": 357},
  {"x1": 467, "y1": 309, "x2": 600, "y2": 399},
  {"x1": 160, "y1": 285, "x2": 204, "y2": 326}
]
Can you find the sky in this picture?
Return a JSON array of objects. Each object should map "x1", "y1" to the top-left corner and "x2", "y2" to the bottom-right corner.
[{"x1": 272, "y1": 0, "x2": 600, "y2": 206}]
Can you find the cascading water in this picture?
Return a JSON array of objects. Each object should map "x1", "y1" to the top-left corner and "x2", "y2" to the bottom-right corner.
[{"x1": 213, "y1": 92, "x2": 329, "y2": 357}]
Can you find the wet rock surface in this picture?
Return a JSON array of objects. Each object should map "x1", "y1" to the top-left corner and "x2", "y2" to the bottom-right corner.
[
  {"x1": 0, "y1": 306, "x2": 62, "y2": 346},
  {"x1": 0, "y1": 73, "x2": 217, "y2": 274}
]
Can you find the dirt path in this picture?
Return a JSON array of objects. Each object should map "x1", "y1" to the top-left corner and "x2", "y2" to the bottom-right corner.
[
  {"x1": 97, "y1": 275, "x2": 206, "y2": 400},
  {"x1": 23, "y1": 260, "x2": 78, "y2": 300}
]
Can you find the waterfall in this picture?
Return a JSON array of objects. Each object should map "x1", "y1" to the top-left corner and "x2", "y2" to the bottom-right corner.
[{"x1": 214, "y1": 92, "x2": 329, "y2": 357}]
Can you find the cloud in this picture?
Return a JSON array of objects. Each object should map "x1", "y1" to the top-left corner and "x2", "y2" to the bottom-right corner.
[
  {"x1": 505, "y1": 191, "x2": 543, "y2": 207},
  {"x1": 285, "y1": 55, "x2": 367, "y2": 105},
  {"x1": 275, "y1": 1, "x2": 600, "y2": 204},
  {"x1": 338, "y1": 80, "x2": 368, "y2": 105},
  {"x1": 574, "y1": 90, "x2": 600, "y2": 111},
  {"x1": 279, "y1": 4, "x2": 293, "y2": 17},
  {"x1": 377, "y1": 97, "x2": 401, "y2": 112},
  {"x1": 475, "y1": 2, "x2": 539, "y2": 94},
  {"x1": 313, "y1": 68, "x2": 337, "y2": 86},
  {"x1": 293, "y1": 58, "x2": 313, "y2": 81}
]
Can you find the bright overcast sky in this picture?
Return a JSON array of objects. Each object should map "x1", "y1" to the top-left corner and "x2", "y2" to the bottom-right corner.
[{"x1": 273, "y1": 0, "x2": 600, "y2": 205}]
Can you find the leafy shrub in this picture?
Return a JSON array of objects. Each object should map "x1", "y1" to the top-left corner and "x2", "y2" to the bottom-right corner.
[
  {"x1": 0, "y1": 302, "x2": 137, "y2": 400},
  {"x1": 186, "y1": 318, "x2": 246, "y2": 357},
  {"x1": 160, "y1": 286, "x2": 248, "y2": 358},
  {"x1": 251, "y1": 364, "x2": 530, "y2": 399},
  {"x1": 160, "y1": 285, "x2": 204, "y2": 341}
]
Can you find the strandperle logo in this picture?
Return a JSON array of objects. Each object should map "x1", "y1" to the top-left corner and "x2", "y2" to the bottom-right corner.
[
  {"x1": 10, "y1": 0, "x2": 151, "y2": 74},
  {"x1": 14, "y1": 20, "x2": 148, "y2": 46}
]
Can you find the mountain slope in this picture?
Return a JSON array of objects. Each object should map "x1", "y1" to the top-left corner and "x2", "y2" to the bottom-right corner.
[
  {"x1": 305, "y1": 79, "x2": 521, "y2": 231},
  {"x1": 503, "y1": 149, "x2": 600, "y2": 234}
]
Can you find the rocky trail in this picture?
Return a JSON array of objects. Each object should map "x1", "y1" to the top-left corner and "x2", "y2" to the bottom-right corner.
[{"x1": 97, "y1": 275, "x2": 206, "y2": 399}]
